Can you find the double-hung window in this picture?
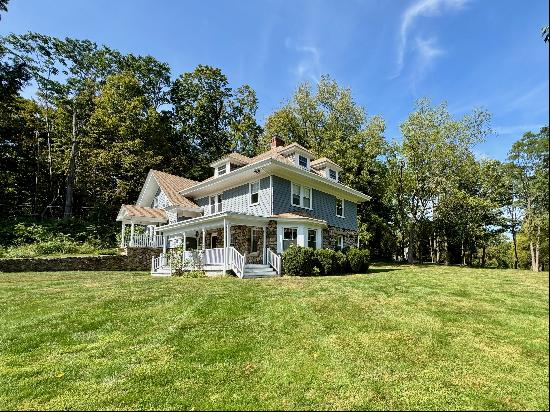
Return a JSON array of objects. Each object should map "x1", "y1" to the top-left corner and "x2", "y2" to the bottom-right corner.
[
  {"x1": 329, "y1": 169, "x2": 337, "y2": 180},
  {"x1": 209, "y1": 194, "x2": 222, "y2": 214},
  {"x1": 217, "y1": 164, "x2": 227, "y2": 176},
  {"x1": 250, "y1": 181, "x2": 259, "y2": 205},
  {"x1": 291, "y1": 183, "x2": 312, "y2": 209},
  {"x1": 336, "y1": 198, "x2": 344, "y2": 217},
  {"x1": 283, "y1": 227, "x2": 297, "y2": 251},
  {"x1": 298, "y1": 155, "x2": 308, "y2": 169}
]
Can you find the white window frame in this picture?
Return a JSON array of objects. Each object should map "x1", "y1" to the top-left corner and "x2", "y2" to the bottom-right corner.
[
  {"x1": 307, "y1": 228, "x2": 318, "y2": 249},
  {"x1": 328, "y1": 168, "x2": 338, "y2": 181},
  {"x1": 249, "y1": 180, "x2": 260, "y2": 205},
  {"x1": 336, "y1": 197, "x2": 344, "y2": 218},
  {"x1": 337, "y1": 235, "x2": 344, "y2": 250},
  {"x1": 209, "y1": 194, "x2": 222, "y2": 214},
  {"x1": 282, "y1": 227, "x2": 298, "y2": 251},
  {"x1": 290, "y1": 182, "x2": 313, "y2": 210}
]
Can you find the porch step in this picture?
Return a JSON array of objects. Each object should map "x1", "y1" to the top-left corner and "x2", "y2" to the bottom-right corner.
[
  {"x1": 242, "y1": 264, "x2": 279, "y2": 279},
  {"x1": 151, "y1": 266, "x2": 171, "y2": 276}
]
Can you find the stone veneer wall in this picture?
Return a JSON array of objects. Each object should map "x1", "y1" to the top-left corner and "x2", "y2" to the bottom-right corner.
[
  {"x1": 230, "y1": 225, "x2": 266, "y2": 264},
  {"x1": 0, "y1": 247, "x2": 158, "y2": 273},
  {"x1": 322, "y1": 226, "x2": 358, "y2": 250}
]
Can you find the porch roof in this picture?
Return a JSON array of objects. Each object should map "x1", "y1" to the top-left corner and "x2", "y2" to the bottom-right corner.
[
  {"x1": 157, "y1": 211, "x2": 327, "y2": 235},
  {"x1": 116, "y1": 205, "x2": 168, "y2": 224}
]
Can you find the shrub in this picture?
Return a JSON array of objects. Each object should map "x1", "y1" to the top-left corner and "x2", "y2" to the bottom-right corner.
[
  {"x1": 282, "y1": 245, "x2": 317, "y2": 276},
  {"x1": 334, "y1": 251, "x2": 350, "y2": 274},
  {"x1": 346, "y1": 247, "x2": 370, "y2": 273},
  {"x1": 314, "y1": 249, "x2": 337, "y2": 275}
]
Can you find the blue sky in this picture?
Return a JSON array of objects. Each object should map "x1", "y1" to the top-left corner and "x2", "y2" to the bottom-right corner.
[{"x1": 1, "y1": 0, "x2": 548, "y2": 160}]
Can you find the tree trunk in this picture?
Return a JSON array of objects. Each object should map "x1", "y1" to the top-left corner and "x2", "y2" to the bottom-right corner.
[
  {"x1": 512, "y1": 229, "x2": 518, "y2": 269},
  {"x1": 461, "y1": 239, "x2": 465, "y2": 266},
  {"x1": 534, "y1": 224, "x2": 540, "y2": 272},
  {"x1": 407, "y1": 223, "x2": 414, "y2": 264},
  {"x1": 481, "y1": 244, "x2": 486, "y2": 267},
  {"x1": 63, "y1": 108, "x2": 78, "y2": 221}
]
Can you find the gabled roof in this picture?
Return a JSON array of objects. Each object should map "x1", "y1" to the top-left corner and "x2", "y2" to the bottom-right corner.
[
  {"x1": 210, "y1": 152, "x2": 252, "y2": 167},
  {"x1": 151, "y1": 170, "x2": 199, "y2": 208},
  {"x1": 310, "y1": 157, "x2": 343, "y2": 172},
  {"x1": 116, "y1": 205, "x2": 168, "y2": 222}
]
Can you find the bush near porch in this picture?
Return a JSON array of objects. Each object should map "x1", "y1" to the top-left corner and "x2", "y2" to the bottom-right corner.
[{"x1": 282, "y1": 245, "x2": 369, "y2": 276}]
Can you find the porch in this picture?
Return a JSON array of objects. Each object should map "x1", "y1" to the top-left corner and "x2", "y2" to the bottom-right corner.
[
  {"x1": 151, "y1": 213, "x2": 282, "y2": 278},
  {"x1": 116, "y1": 205, "x2": 168, "y2": 248}
]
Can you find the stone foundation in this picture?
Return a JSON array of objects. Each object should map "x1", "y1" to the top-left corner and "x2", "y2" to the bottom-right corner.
[
  {"x1": 0, "y1": 246, "x2": 158, "y2": 273},
  {"x1": 322, "y1": 226, "x2": 358, "y2": 250}
]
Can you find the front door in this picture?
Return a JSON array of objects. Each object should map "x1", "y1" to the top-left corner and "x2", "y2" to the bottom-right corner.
[{"x1": 211, "y1": 234, "x2": 218, "y2": 249}]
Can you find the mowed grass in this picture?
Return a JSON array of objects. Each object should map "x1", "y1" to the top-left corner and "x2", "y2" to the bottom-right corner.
[{"x1": 0, "y1": 265, "x2": 548, "y2": 410}]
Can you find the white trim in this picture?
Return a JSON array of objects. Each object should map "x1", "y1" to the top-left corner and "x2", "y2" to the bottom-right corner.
[
  {"x1": 249, "y1": 180, "x2": 260, "y2": 205},
  {"x1": 178, "y1": 157, "x2": 370, "y2": 203},
  {"x1": 290, "y1": 182, "x2": 313, "y2": 210}
]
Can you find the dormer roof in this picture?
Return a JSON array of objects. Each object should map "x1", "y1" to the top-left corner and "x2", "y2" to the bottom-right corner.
[
  {"x1": 210, "y1": 152, "x2": 252, "y2": 168},
  {"x1": 310, "y1": 157, "x2": 343, "y2": 172}
]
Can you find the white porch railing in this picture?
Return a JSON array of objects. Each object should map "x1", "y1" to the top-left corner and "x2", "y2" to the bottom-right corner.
[
  {"x1": 204, "y1": 248, "x2": 225, "y2": 266},
  {"x1": 124, "y1": 234, "x2": 164, "y2": 248},
  {"x1": 151, "y1": 247, "x2": 250, "y2": 278},
  {"x1": 228, "y1": 246, "x2": 246, "y2": 278},
  {"x1": 266, "y1": 248, "x2": 282, "y2": 275},
  {"x1": 151, "y1": 253, "x2": 170, "y2": 274}
]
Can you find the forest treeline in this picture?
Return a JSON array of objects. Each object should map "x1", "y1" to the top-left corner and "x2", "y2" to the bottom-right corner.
[{"x1": 1, "y1": 32, "x2": 548, "y2": 270}]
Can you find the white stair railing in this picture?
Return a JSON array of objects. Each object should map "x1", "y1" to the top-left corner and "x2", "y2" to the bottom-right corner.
[
  {"x1": 266, "y1": 248, "x2": 282, "y2": 275},
  {"x1": 228, "y1": 246, "x2": 246, "y2": 278}
]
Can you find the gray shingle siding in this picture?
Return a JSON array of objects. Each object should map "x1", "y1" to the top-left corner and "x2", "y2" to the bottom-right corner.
[
  {"x1": 195, "y1": 177, "x2": 271, "y2": 216},
  {"x1": 271, "y1": 175, "x2": 357, "y2": 230}
]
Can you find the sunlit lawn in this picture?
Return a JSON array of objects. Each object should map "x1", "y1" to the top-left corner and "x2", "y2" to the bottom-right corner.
[{"x1": 0, "y1": 265, "x2": 548, "y2": 410}]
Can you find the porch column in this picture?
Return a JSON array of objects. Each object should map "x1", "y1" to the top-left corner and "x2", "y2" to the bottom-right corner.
[
  {"x1": 263, "y1": 226, "x2": 267, "y2": 264},
  {"x1": 121, "y1": 222, "x2": 126, "y2": 247},
  {"x1": 202, "y1": 228, "x2": 206, "y2": 250},
  {"x1": 163, "y1": 234, "x2": 167, "y2": 254},
  {"x1": 182, "y1": 232, "x2": 187, "y2": 267},
  {"x1": 130, "y1": 222, "x2": 135, "y2": 247},
  {"x1": 223, "y1": 218, "x2": 227, "y2": 272}
]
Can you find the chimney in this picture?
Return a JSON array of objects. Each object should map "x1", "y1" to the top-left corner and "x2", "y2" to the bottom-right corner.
[{"x1": 271, "y1": 135, "x2": 285, "y2": 148}]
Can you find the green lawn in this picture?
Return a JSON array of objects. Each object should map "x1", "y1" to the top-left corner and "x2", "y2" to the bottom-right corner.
[{"x1": 0, "y1": 265, "x2": 548, "y2": 410}]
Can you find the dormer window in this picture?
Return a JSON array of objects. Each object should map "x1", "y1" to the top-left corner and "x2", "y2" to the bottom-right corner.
[
  {"x1": 298, "y1": 155, "x2": 309, "y2": 169},
  {"x1": 329, "y1": 169, "x2": 337, "y2": 180}
]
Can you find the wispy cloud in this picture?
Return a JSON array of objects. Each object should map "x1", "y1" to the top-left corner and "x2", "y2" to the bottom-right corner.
[
  {"x1": 394, "y1": 0, "x2": 468, "y2": 77},
  {"x1": 285, "y1": 38, "x2": 321, "y2": 83},
  {"x1": 493, "y1": 124, "x2": 545, "y2": 135}
]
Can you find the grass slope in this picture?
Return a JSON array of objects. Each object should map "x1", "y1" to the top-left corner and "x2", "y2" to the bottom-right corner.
[{"x1": 0, "y1": 265, "x2": 548, "y2": 410}]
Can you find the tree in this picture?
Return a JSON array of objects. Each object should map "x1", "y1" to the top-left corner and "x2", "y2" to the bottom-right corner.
[
  {"x1": 508, "y1": 127, "x2": 549, "y2": 271},
  {"x1": 170, "y1": 65, "x2": 262, "y2": 180},
  {"x1": 398, "y1": 99, "x2": 492, "y2": 263},
  {"x1": 542, "y1": 26, "x2": 549, "y2": 43},
  {"x1": 0, "y1": 0, "x2": 8, "y2": 20}
]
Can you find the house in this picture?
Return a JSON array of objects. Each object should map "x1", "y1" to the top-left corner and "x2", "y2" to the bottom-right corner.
[{"x1": 116, "y1": 137, "x2": 370, "y2": 277}]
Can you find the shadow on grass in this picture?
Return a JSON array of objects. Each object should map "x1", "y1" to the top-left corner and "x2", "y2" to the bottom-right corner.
[{"x1": 367, "y1": 267, "x2": 401, "y2": 274}]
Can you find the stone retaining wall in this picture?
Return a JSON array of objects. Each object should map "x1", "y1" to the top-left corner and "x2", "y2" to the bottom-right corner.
[{"x1": 0, "y1": 247, "x2": 158, "y2": 273}]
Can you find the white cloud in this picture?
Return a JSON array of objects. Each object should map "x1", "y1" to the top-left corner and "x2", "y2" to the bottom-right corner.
[
  {"x1": 285, "y1": 38, "x2": 321, "y2": 83},
  {"x1": 394, "y1": 0, "x2": 468, "y2": 76}
]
